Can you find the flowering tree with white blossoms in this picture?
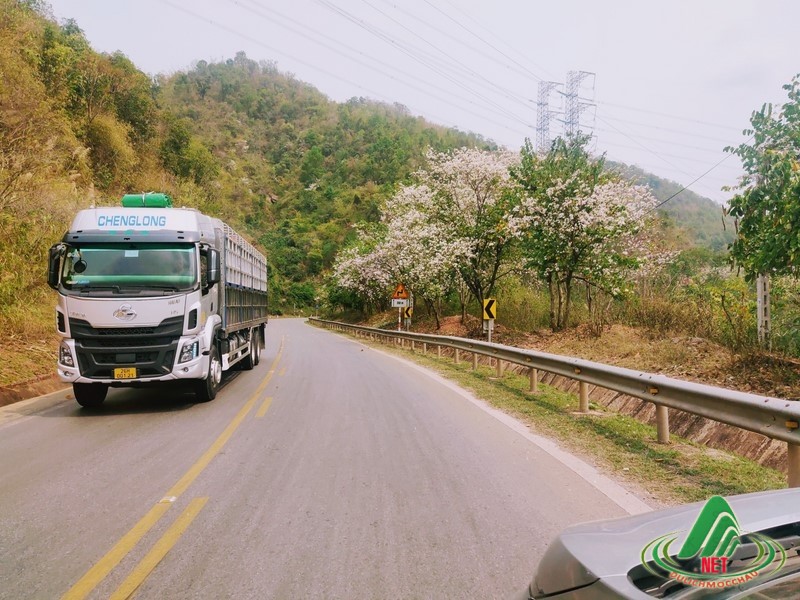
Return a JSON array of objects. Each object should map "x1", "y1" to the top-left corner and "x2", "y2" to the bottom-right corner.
[
  {"x1": 510, "y1": 136, "x2": 658, "y2": 331},
  {"x1": 414, "y1": 147, "x2": 521, "y2": 321},
  {"x1": 331, "y1": 224, "x2": 394, "y2": 311},
  {"x1": 333, "y1": 147, "x2": 521, "y2": 325},
  {"x1": 379, "y1": 184, "x2": 472, "y2": 328}
]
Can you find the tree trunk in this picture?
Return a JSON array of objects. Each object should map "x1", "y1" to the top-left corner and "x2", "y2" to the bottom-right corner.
[
  {"x1": 425, "y1": 297, "x2": 441, "y2": 330},
  {"x1": 548, "y1": 272, "x2": 557, "y2": 331},
  {"x1": 556, "y1": 279, "x2": 564, "y2": 330},
  {"x1": 562, "y1": 273, "x2": 573, "y2": 330}
]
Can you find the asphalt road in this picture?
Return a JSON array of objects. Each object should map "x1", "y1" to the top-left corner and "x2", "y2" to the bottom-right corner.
[{"x1": 0, "y1": 318, "x2": 650, "y2": 599}]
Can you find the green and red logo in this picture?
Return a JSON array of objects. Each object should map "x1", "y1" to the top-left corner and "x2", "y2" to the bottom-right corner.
[{"x1": 641, "y1": 496, "x2": 786, "y2": 589}]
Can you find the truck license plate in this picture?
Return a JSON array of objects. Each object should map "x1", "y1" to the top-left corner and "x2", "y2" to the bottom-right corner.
[{"x1": 114, "y1": 368, "x2": 137, "y2": 379}]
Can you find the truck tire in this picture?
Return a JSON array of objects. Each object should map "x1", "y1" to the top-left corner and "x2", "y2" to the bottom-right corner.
[
  {"x1": 241, "y1": 328, "x2": 257, "y2": 371},
  {"x1": 195, "y1": 345, "x2": 221, "y2": 402},
  {"x1": 253, "y1": 328, "x2": 262, "y2": 366},
  {"x1": 73, "y1": 383, "x2": 108, "y2": 408}
]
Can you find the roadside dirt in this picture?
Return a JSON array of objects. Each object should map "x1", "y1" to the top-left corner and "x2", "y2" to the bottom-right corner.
[{"x1": 0, "y1": 335, "x2": 65, "y2": 407}]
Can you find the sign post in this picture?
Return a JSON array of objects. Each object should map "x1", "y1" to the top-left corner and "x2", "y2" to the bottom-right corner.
[
  {"x1": 483, "y1": 298, "x2": 497, "y2": 343},
  {"x1": 403, "y1": 305, "x2": 413, "y2": 331},
  {"x1": 392, "y1": 283, "x2": 409, "y2": 332}
]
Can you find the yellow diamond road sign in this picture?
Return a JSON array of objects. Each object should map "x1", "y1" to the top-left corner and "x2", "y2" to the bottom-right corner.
[{"x1": 483, "y1": 298, "x2": 496, "y2": 320}]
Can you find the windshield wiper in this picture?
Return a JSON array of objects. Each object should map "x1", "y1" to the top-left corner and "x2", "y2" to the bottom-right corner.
[{"x1": 76, "y1": 285, "x2": 122, "y2": 293}]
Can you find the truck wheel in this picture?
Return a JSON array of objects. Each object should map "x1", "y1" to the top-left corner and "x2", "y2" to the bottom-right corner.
[
  {"x1": 73, "y1": 383, "x2": 108, "y2": 408},
  {"x1": 241, "y1": 329, "x2": 257, "y2": 371},
  {"x1": 195, "y1": 345, "x2": 221, "y2": 402},
  {"x1": 253, "y1": 329, "x2": 262, "y2": 366}
]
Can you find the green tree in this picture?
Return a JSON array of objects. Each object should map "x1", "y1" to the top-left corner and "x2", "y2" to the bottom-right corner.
[
  {"x1": 299, "y1": 146, "x2": 323, "y2": 186},
  {"x1": 727, "y1": 74, "x2": 800, "y2": 278}
]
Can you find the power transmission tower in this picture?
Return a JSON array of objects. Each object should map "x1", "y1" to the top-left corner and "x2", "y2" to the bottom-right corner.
[
  {"x1": 536, "y1": 81, "x2": 560, "y2": 153},
  {"x1": 563, "y1": 70, "x2": 596, "y2": 138}
]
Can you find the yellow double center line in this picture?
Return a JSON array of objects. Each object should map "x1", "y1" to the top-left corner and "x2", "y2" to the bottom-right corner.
[{"x1": 62, "y1": 337, "x2": 285, "y2": 600}]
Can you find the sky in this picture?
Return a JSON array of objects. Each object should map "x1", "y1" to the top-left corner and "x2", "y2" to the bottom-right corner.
[{"x1": 44, "y1": 0, "x2": 800, "y2": 204}]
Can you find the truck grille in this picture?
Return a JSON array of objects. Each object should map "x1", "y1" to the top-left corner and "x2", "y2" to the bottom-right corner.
[{"x1": 69, "y1": 316, "x2": 183, "y2": 379}]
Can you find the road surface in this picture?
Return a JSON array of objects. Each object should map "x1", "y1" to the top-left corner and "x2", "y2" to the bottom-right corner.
[{"x1": 0, "y1": 318, "x2": 649, "y2": 599}]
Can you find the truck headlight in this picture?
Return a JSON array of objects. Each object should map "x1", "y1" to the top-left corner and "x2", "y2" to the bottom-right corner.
[
  {"x1": 59, "y1": 343, "x2": 75, "y2": 367},
  {"x1": 179, "y1": 341, "x2": 199, "y2": 364}
]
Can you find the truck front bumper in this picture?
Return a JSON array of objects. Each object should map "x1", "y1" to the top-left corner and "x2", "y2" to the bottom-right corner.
[{"x1": 57, "y1": 337, "x2": 206, "y2": 385}]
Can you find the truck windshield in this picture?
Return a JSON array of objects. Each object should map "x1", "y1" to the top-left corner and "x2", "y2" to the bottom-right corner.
[{"x1": 62, "y1": 243, "x2": 197, "y2": 292}]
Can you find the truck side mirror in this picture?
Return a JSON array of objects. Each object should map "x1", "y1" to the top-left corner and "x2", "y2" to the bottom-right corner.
[
  {"x1": 47, "y1": 244, "x2": 63, "y2": 290},
  {"x1": 207, "y1": 248, "x2": 220, "y2": 286}
]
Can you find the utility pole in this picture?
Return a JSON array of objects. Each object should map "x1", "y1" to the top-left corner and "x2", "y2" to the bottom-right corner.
[
  {"x1": 757, "y1": 273, "x2": 771, "y2": 349},
  {"x1": 754, "y1": 172, "x2": 771, "y2": 350}
]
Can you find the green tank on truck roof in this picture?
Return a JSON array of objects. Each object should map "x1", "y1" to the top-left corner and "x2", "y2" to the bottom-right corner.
[{"x1": 121, "y1": 192, "x2": 173, "y2": 208}]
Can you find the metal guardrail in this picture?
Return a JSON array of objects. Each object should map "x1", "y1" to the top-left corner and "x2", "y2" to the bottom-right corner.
[{"x1": 309, "y1": 317, "x2": 800, "y2": 487}]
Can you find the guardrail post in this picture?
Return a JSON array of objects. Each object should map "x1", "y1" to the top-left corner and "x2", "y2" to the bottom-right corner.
[
  {"x1": 423, "y1": 342, "x2": 427, "y2": 354},
  {"x1": 411, "y1": 340, "x2": 416, "y2": 352},
  {"x1": 455, "y1": 349, "x2": 460, "y2": 364},
  {"x1": 496, "y1": 358, "x2": 503, "y2": 378},
  {"x1": 529, "y1": 368, "x2": 538, "y2": 393},
  {"x1": 437, "y1": 345, "x2": 442, "y2": 358},
  {"x1": 656, "y1": 405, "x2": 670, "y2": 444},
  {"x1": 472, "y1": 352, "x2": 478, "y2": 371},
  {"x1": 789, "y1": 443, "x2": 800, "y2": 488},
  {"x1": 579, "y1": 381, "x2": 589, "y2": 413}
]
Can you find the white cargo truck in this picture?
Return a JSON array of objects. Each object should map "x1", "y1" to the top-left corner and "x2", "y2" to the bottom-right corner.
[{"x1": 47, "y1": 193, "x2": 269, "y2": 407}]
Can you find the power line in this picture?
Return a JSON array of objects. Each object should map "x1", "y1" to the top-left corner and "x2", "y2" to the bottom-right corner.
[
  {"x1": 422, "y1": 0, "x2": 548, "y2": 83},
  {"x1": 233, "y1": 0, "x2": 531, "y2": 131},
  {"x1": 599, "y1": 115, "x2": 736, "y2": 145},
  {"x1": 422, "y1": 0, "x2": 743, "y2": 141},
  {"x1": 313, "y1": 0, "x2": 533, "y2": 128},
  {"x1": 358, "y1": 0, "x2": 535, "y2": 113},
  {"x1": 643, "y1": 144, "x2": 747, "y2": 214},
  {"x1": 374, "y1": 0, "x2": 538, "y2": 81},
  {"x1": 159, "y1": 0, "x2": 532, "y2": 137},
  {"x1": 595, "y1": 127, "x2": 731, "y2": 155},
  {"x1": 597, "y1": 99, "x2": 743, "y2": 132}
]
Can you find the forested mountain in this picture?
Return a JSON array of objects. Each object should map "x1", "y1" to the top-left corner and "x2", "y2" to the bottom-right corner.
[
  {"x1": 157, "y1": 52, "x2": 494, "y2": 307},
  {"x1": 0, "y1": 0, "x2": 730, "y2": 330},
  {"x1": 610, "y1": 162, "x2": 734, "y2": 251}
]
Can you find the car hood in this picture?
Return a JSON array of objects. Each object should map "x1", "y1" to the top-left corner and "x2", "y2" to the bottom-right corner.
[{"x1": 533, "y1": 488, "x2": 800, "y2": 597}]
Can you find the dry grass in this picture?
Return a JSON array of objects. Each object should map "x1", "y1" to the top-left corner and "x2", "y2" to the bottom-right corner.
[{"x1": 0, "y1": 303, "x2": 59, "y2": 387}]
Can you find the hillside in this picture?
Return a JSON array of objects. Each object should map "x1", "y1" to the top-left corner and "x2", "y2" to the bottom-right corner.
[
  {"x1": 156, "y1": 52, "x2": 494, "y2": 307},
  {"x1": 610, "y1": 162, "x2": 734, "y2": 251}
]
